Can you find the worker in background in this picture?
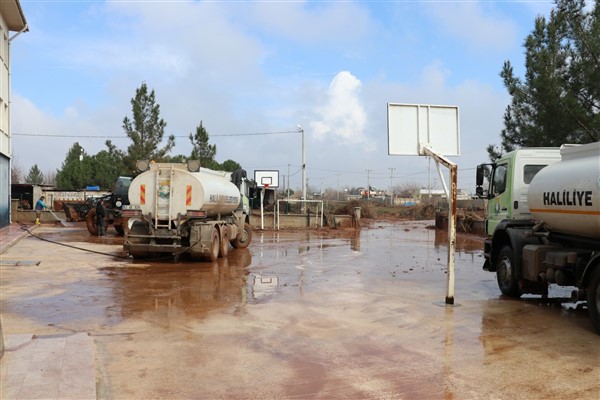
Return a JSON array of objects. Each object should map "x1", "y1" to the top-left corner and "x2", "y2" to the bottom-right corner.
[
  {"x1": 96, "y1": 199, "x2": 106, "y2": 237},
  {"x1": 34, "y1": 196, "x2": 47, "y2": 225}
]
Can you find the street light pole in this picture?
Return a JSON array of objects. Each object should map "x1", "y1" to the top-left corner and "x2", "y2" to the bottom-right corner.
[
  {"x1": 298, "y1": 125, "x2": 306, "y2": 204},
  {"x1": 365, "y1": 169, "x2": 372, "y2": 200},
  {"x1": 388, "y1": 167, "x2": 395, "y2": 206}
]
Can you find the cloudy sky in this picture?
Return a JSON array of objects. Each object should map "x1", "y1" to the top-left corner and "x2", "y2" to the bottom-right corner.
[{"x1": 10, "y1": 0, "x2": 558, "y2": 193}]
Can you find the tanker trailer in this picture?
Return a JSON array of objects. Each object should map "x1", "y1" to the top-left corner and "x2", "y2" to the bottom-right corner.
[
  {"x1": 476, "y1": 142, "x2": 600, "y2": 333},
  {"x1": 122, "y1": 160, "x2": 253, "y2": 261}
]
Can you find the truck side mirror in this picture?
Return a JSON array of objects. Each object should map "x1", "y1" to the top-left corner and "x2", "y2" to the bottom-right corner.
[{"x1": 476, "y1": 165, "x2": 485, "y2": 186}]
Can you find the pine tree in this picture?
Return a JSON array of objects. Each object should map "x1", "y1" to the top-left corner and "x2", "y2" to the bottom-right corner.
[
  {"x1": 489, "y1": 0, "x2": 599, "y2": 159},
  {"x1": 25, "y1": 164, "x2": 45, "y2": 185},
  {"x1": 56, "y1": 143, "x2": 92, "y2": 189},
  {"x1": 189, "y1": 121, "x2": 217, "y2": 169},
  {"x1": 120, "y1": 82, "x2": 175, "y2": 172}
]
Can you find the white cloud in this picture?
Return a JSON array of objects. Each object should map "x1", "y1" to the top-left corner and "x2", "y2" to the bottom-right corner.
[
  {"x1": 11, "y1": 1, "x2": 518, "y2": 191},
  {"x1": 248, "y1": 1, "x2": 373, "y2": 44},
  {"x1": 420, "y1": 61, "x2": 451, "y2": 93},
  {"x1": 426, "y1": 2, "x2": 518, "y2": 51},
  {"x1": 310, "y1": 71, "x2": 370, "y2": 149}
]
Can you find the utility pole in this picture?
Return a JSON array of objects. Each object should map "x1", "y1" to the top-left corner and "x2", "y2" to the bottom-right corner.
[
  {"x1": 336, "y1": 173, "x2": 341, "y2": 200},
  {"x1": 287, "y1": 163, "x2": 290, "y2": 200},
  {"x1": 388, "y1": 167, "x2": 395, "y2": 206},
  {"x1": 298, "y1": 125, "x2": 306, "y2": 202},
  {"x1": 428, "y1": 156, "x2": 432, "y2": 203},
  {"x1": 365, "y1": 169, "x2": 372, "y2": 200}
]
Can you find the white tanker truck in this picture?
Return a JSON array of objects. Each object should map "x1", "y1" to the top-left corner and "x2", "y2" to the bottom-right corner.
[
  {"x1": 122, "y1": 160, "x2": 253, "y2": 261},
  {"x1": 476, "y1": 141, "x2": 600, "y2": 333}
]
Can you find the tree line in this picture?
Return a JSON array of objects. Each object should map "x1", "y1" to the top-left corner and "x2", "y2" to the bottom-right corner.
[
  {"x1": 12, "y1": 82, "x2": 242, "y2": 189},
  {"x1": 489, "y1": 0, "x2": 599, "y2": 159}
]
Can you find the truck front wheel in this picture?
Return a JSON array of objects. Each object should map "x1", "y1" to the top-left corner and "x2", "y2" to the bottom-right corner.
[
  {"x1": 587, "y1": 267, "x2": 600, "y2": 334},
  {"x1": 232, "y1": 222, "x2": 253, "y2": 249},
  {"x1": 496, "y1": 245, "x2": 521, "y2": 298}
]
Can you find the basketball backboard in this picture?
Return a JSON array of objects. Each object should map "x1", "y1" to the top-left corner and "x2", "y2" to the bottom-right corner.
[
  {"x1": 387, "y1": 103, "x2": 460, "y2": 156},
  {"x1": 254, "y1": 170, "x2": 279, "y2": 188}
]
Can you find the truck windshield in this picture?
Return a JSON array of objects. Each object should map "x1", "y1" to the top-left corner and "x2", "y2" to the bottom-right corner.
[
  {"x1": 491, "y1": 164, "x2": 508, "y2": 195},
  {"x1": 523, "y1": 165, "x2": 547, "y2": 184}
]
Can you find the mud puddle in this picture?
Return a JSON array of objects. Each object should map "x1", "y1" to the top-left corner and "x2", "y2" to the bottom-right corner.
[{"x1": 1, "y1": 221, "x2": 598, "y2": 399}]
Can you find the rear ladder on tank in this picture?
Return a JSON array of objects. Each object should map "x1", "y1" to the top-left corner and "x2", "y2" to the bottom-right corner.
[{"x1": 153, "y1": 164, "x2": 175, "y2": 229}]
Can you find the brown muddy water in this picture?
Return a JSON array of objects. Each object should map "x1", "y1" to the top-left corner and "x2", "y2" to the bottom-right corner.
[{"x1": 1, "y1": 221, "x2": 598, "y2": 399}]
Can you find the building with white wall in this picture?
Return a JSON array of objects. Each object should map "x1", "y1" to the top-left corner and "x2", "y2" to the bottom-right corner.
[{"x1": 0, "y1": 1, "x2": 27, "y2": 227}]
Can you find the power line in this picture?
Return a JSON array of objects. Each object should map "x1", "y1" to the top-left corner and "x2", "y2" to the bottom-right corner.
[{"x1": 12, "y1": 130, "x2": 299, "y2": 139}]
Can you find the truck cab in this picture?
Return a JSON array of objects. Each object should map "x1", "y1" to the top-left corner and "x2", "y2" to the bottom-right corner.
[
  {"x1": 477, "y1": 148, "x2": 562, "y2": 274},
  {"x1": 478, "y1": 148, "x2": 561, "y2": 236},
  {"x1": 476, "y1": 143, "x2": 600, "y2": 333}
]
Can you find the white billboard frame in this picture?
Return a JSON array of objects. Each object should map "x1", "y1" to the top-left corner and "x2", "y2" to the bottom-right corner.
[{"x1": 387, "y1": 103, "x2": 460, "y2": 157}]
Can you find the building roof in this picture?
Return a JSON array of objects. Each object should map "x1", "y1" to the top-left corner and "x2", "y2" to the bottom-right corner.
[{"x1": 1, "y1": 0, "x2": 28, "y2": 32}]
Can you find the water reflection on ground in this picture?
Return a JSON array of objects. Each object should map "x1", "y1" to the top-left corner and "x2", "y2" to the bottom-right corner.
[{"x1": 2, "y1": 221, "x2": 598, "y2": 399}]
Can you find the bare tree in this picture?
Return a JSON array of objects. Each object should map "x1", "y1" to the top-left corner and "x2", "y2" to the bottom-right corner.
[
  {"x1": 395, "y1": 182, "x2": 420, "y2": 199},
  {"x1": 44, "y1": 170, "x2": 57, "y2": 186},
  {"x1": 11, "y1": 156, "x2": 24, "y2": 183}
]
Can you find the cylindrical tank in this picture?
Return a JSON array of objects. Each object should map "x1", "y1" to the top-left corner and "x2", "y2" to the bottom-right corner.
[
  {"x1": 528, "y1": 142, "x2": 600, "y2": 238},
  {"x1": 129, "y1": 163, "x2": 240, "y2": 220}
]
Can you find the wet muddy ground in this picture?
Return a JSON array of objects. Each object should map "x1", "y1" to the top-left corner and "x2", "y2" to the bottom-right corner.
[{"x1": 1, "y1": 220, "x2": 599, "y2": 399}]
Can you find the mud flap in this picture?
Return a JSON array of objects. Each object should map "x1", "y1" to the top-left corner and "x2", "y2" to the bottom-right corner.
[{"x1": 189, "y1": 222, "x2": 217, "y2": 258}]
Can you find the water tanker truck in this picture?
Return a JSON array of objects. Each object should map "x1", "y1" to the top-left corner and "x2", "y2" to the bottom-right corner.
[
  {"x1": 476, "y1": 141, "x2": 600, "y2": 333},
  {"x1": 122, "y1": 160, "x2": 252, "y2": 260}
]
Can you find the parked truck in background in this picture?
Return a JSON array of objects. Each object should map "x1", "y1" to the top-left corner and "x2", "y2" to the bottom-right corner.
[
  {"x1": 122, "y1": 160, "x2": 252, "y2": 260},
  {"x1": 476, "y1": 141, "x2": 600, "y2": 333}
]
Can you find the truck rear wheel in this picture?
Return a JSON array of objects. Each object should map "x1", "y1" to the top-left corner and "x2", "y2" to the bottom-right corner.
[
  {"x1": 115, "y1": 224, "x2": 125, "y2": 236},
  {"x1": 114, "y1": 217, "x2": 126, "y2": 236},
  {"x1": 219, "y1": 227, "x2": 230, "y2": 258},
  {"x1": 86, "y1": 208, "x2": 99, "y2": 235},
  {"x1": 206, "y1": 227, "x2": 220, "y2": 261},
  {"x1": 232, "y1": 222, "x2": 252, "y2": 249},
  {"x1": 587, "y1": 267, "x2": 600, "y2": 334},
  {"x1": 496, "y1": 245, "x2": 521, "y2": 298}
]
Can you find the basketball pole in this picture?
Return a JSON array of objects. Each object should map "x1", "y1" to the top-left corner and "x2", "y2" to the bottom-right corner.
[
  {"x1": 260, "y1": 184, "x2": 269, "y2": 230},
  {"x1": 386, "y1": 103, "x2": 460, "y2": 306}
]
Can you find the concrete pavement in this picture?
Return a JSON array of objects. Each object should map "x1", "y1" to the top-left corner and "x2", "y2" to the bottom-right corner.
[
  {"x1": 0, "y1": 223, "x2": 34, "y2": 255},
  {"x1": 1, "y1": 223, "x2": 97, "y2": 399},
  {"x1": 0, "y1": 333, "x2": 96, "y2": 400}
]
